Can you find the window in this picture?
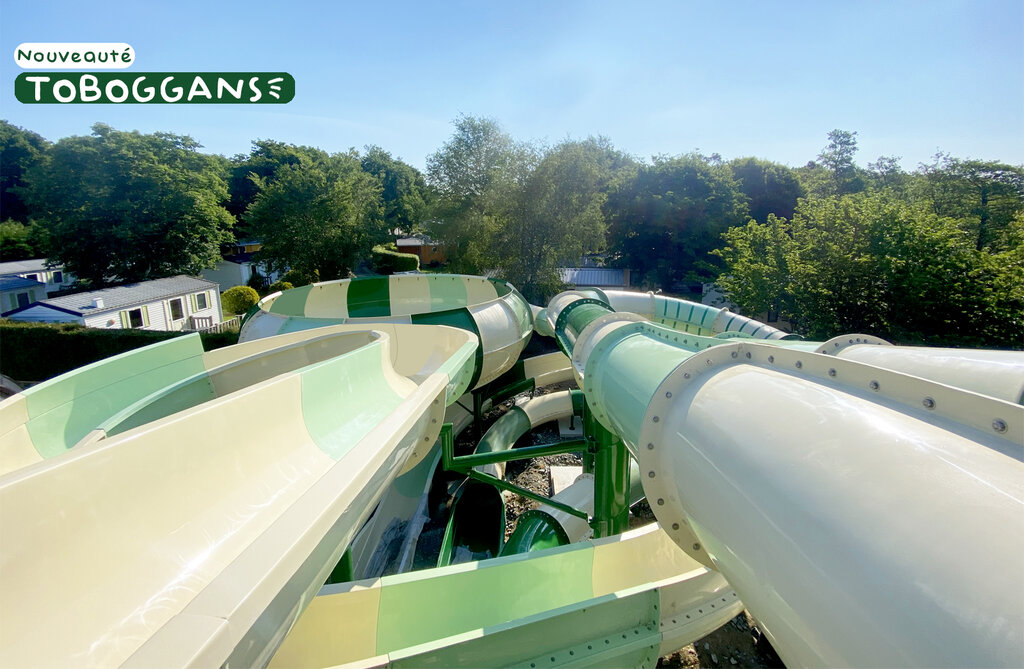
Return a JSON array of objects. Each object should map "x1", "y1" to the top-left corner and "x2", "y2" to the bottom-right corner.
[
  {"x1": 52, "y1": 271, "x2": 63, "y2": 284},
  {"x1": 194, "y1": 292, "x2": 209, "y2": 311},
  {"x1": 169, "y1": 297, "x2": 184, "y2": 321},
  {"x1": 120, "y1": 306, "x2": 149, "y2": 329},
  {"x1": 23, "y1": 273, "x2": 37, "y2": 281},
  {"x1": 16, "y1": 292, "x2": 30, "y2": 309}
]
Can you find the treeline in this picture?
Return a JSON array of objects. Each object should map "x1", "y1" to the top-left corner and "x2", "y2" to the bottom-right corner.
[{"x1": 1, "y1": 119, "x2": 1021, "y2": 346}]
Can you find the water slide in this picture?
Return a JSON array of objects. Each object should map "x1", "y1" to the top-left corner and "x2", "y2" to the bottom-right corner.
[{"x1": 2, "y1": 274, "x2": 1021, "y2": 667}]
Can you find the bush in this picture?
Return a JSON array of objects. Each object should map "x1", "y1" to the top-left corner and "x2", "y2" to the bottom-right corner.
[
  {"x1": 0, "y1": 320, "x2": 238, "y2": 383},
  {"x1": 222, "y1": 285, "x2": 260, "y2": 314},
  {"x1": 372, "y1": 245, "x2": 419, "y2": 274},
  {"x1": 281, "y1": 269, "x2": 316, "y2": 287},
  {"x1": 268, "y1": 280, "x2": 294, "y2": 294}
]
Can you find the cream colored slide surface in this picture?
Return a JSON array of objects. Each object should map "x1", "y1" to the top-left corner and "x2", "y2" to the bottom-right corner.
[
  {"x1": 0, "y1": 327, "x2": 476, "y2": 668},
  {"x1": 240, "y1": 274, "x2": 534, "y2": 388},
  {"x1": 270, "y1": 524, "x2": 742, "y2": 669}
]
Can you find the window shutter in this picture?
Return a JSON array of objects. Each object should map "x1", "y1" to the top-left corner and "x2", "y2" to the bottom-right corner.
[
  {"x1": 142, "y1": 305, "x2": 150, "y2": 327},
  {"x1": 8, "y1": 294, "x2": 15, "y2": 310},
  {"x1": 190, "y1": 293, "x2": 198, "y2": 312},
  {"x1": 119, "y1": 311, "x2": 129, "y2": 328}
]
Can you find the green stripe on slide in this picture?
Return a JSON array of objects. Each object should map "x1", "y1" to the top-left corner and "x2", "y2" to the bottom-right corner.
[
  {"x1": 269, "y1": 285, "x2": 313, "y2": 315},
  {"x1": 347, "y1": 277, "x2": 391, "y2": 317},
  {"x1": 429, "y1": 275, "x2": 468, "y2": 311},
  {"x1": 300, "y1": 342, "x2": 403, "y2": 460}
]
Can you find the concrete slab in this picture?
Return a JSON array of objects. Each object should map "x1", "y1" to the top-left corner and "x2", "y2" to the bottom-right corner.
[
  {"x1": 557, "y1": 415, "x2": 583, "y2": 438},
  {"x1": 550, "y1": 465, "x2": 584, "y2": 495}
]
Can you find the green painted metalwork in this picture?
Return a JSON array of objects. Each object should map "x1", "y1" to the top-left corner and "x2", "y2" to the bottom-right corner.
[
  {"x1": 450, "y1": 439, "x2": 588, "y2": 469},
  {"x1": 346, "y1": 276, "x2": 391, "y2": 317},
  {"x1": 588, "y1": 401, "x2": 631, "y2": 538},
  {"x1": 465, "y1": 470, "x2": 589, "y2": 521},
  {"x1": 500, "y1": 509, "x2": 569, "y2": 556}
]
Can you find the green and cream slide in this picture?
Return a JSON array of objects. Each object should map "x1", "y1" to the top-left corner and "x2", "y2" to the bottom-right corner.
[{"x1": 0, "y1": 274, "x2": 1021, "y2": 668}]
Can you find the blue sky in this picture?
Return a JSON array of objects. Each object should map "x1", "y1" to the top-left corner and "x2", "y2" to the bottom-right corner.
[{"x1": 2, "y1": 0, "x2": 1022, "y2": 171}]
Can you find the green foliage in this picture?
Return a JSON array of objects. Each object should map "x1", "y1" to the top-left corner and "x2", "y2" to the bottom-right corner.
[
  {"x1": 716, "y1": 191, "x2": 1023, "y2": 347},
  {"x1": 281, "y1": 268, "x2": 316, "y2": 286},
  {"x1": 606, "y1": 153, "x2": 748, "y2": 288},
  {"x1": 246, "y1": 151, "x2": 386, "y2": 280},
  {"x1": 728, "y1": 157, "x2": 805, "y2": 223},
  {"x1": 227, "y1": 140, "x2": 328, "y2": 237},
  {"x1": 25, "y1": 123, "x2": 234, "y2": 286},
  {"x1": 0, "y1": 320, "x2": 237, "y2": 383},
  {"x1": 371, "y1": 245, "x2": 419, "y2": 274},
  {"x1": 246, "y1": 270, "x2": 269, "y2": 292},
  {"x1": 222, "y1": 285, "x2": 260, "y2": 314},
  {"x1": 267, "y1": 280, "x2": 294, "y2": 294},
  {"x1": 915, "y1": 154, "x2": 1024, "y2": 251},
  {"x1": 426, "y1": 115, "x2": 537, "y2": 274},
  {"x1": 0, "y1": 121, "x2": 49, "y2": 223},
  {"x1": 0, "y1": 220, "x2": 49, "y2": 261},
  {"x1": 360, "y1": 146, "x2": 432, "y2": 232},
  {"x1": 495, "y1": 137, "x2": 633, "y2": 302}
]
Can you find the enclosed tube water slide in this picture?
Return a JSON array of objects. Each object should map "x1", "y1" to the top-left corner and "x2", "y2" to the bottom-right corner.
[
  {"x1": 545, "y1": 290, "x2": 1024, "y2": 667},
  {"x1": 2, "y1": 274, "x2": 1022, "y2": 668}
]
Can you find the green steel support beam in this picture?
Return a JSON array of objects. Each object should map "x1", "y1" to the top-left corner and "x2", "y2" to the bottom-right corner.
[
  {"x1": 587, "y1": 400, "x2": 631, "y2": 538},
  {"x1": 447, "y1": 439, "x2": 587, "y2": 470},
  {"x1": 465, "y1": 470, "x2": 590, "y2": 521}
]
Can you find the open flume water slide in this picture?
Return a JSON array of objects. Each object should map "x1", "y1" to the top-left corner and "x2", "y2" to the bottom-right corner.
[{"x1": 1, "y1": 274, "x2": 1021, "y2": 668}]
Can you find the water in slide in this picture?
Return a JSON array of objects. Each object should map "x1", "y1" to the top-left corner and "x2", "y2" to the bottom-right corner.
[{"x1": 1, "y1": 274, "x2": 1021, "y2": 667}]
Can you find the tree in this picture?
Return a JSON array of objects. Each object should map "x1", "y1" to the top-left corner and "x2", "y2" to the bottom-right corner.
[
  {"x1": 728, "y1": 157, "x2": 805, "y2": 223},
  {"x1": 606, "y1": 153, "x2": 748, "y2": 289},
  {"x1": 0, "y1": 220, "x2": 49, "y2": 261},
  {"x1": 25, "y1": 124, "x2": 234, "y2": 286},
  {"x1": 426, "y1": 115, "x2": 536, "y2": 273},
  {"x1": 714, "y1": 214, "x2": 794, "y2": 318},
  {"x1": 715, "y1": 190, "x2": 1023, "y2": 346},
  {"x1": 915, "y1": 154, "x2": 1024, "y2": 251},
  {"x1": 245, "y1": 152, "x2": 385, "y2": 281},
  {"x1": 797, "y1": 130, "x2": 866, "y2": 198},
  {"x1": 360, "y1": 146, "x2": 432, "y2": 233},
  {"x1": 0, "y1": 121, "x2": 49, "y2": 223},
  {"x1": 227, "y1": 140, "x2": 328, "y2": 238},
  {"x1": 495, "y1": 137, "x2": 632, "y2": 301}
]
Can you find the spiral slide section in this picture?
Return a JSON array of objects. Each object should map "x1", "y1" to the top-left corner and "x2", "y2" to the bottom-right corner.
[
  {"x1": 0, "y1": 325, "x2": 477, "y2": 669},
  {"x1": 241, "y1": 274, "x2": 534, "y2": 388},
  {"x1": 549, "y1": 291, "x2": 1024, "y2": 667}
]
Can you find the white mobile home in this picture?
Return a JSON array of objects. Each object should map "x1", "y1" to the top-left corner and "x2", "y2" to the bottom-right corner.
[
  {"x1": 0, "y1": 259, "x2": 75, "y2": 295},
  {"x1": 3, "y1": 276, "x2": 223, "y2": 332}
]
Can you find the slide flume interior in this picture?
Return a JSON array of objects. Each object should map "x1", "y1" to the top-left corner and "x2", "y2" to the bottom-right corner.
[
  {"x1": 0, "y1": 325, "x2": 476, "y2": 668},
  {"x1": 3, "y1": 273, "x2": 1022, "y2": 668},
  {"x1": 241, "y1": 274, "x2": 534, "y2": 388}
]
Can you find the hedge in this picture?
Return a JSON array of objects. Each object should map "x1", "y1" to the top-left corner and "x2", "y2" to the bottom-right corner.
[
  {"x1": 0, "y1": 320, "x2": 238, "y2": 385},
  {"x1": 371, "y1": 245, "x2": 419, "y2": 274}
]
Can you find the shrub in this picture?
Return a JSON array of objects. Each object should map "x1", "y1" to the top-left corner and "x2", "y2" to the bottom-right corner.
[
  {"x1": 0, "y1": 320, "x2": 238, "y2": 383},
  {"x1": 372, "y1": 245, "x2": 419, "y2": 274},
  {"x1": 281, "y1": 269, "x2": 316, "y2": 286},
  {"x1": 222, "y1": 285, "x2": 260, "y2": 314},
  {"x1": 268, "y1": 280, "x2": 294, "y2": 294}
]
